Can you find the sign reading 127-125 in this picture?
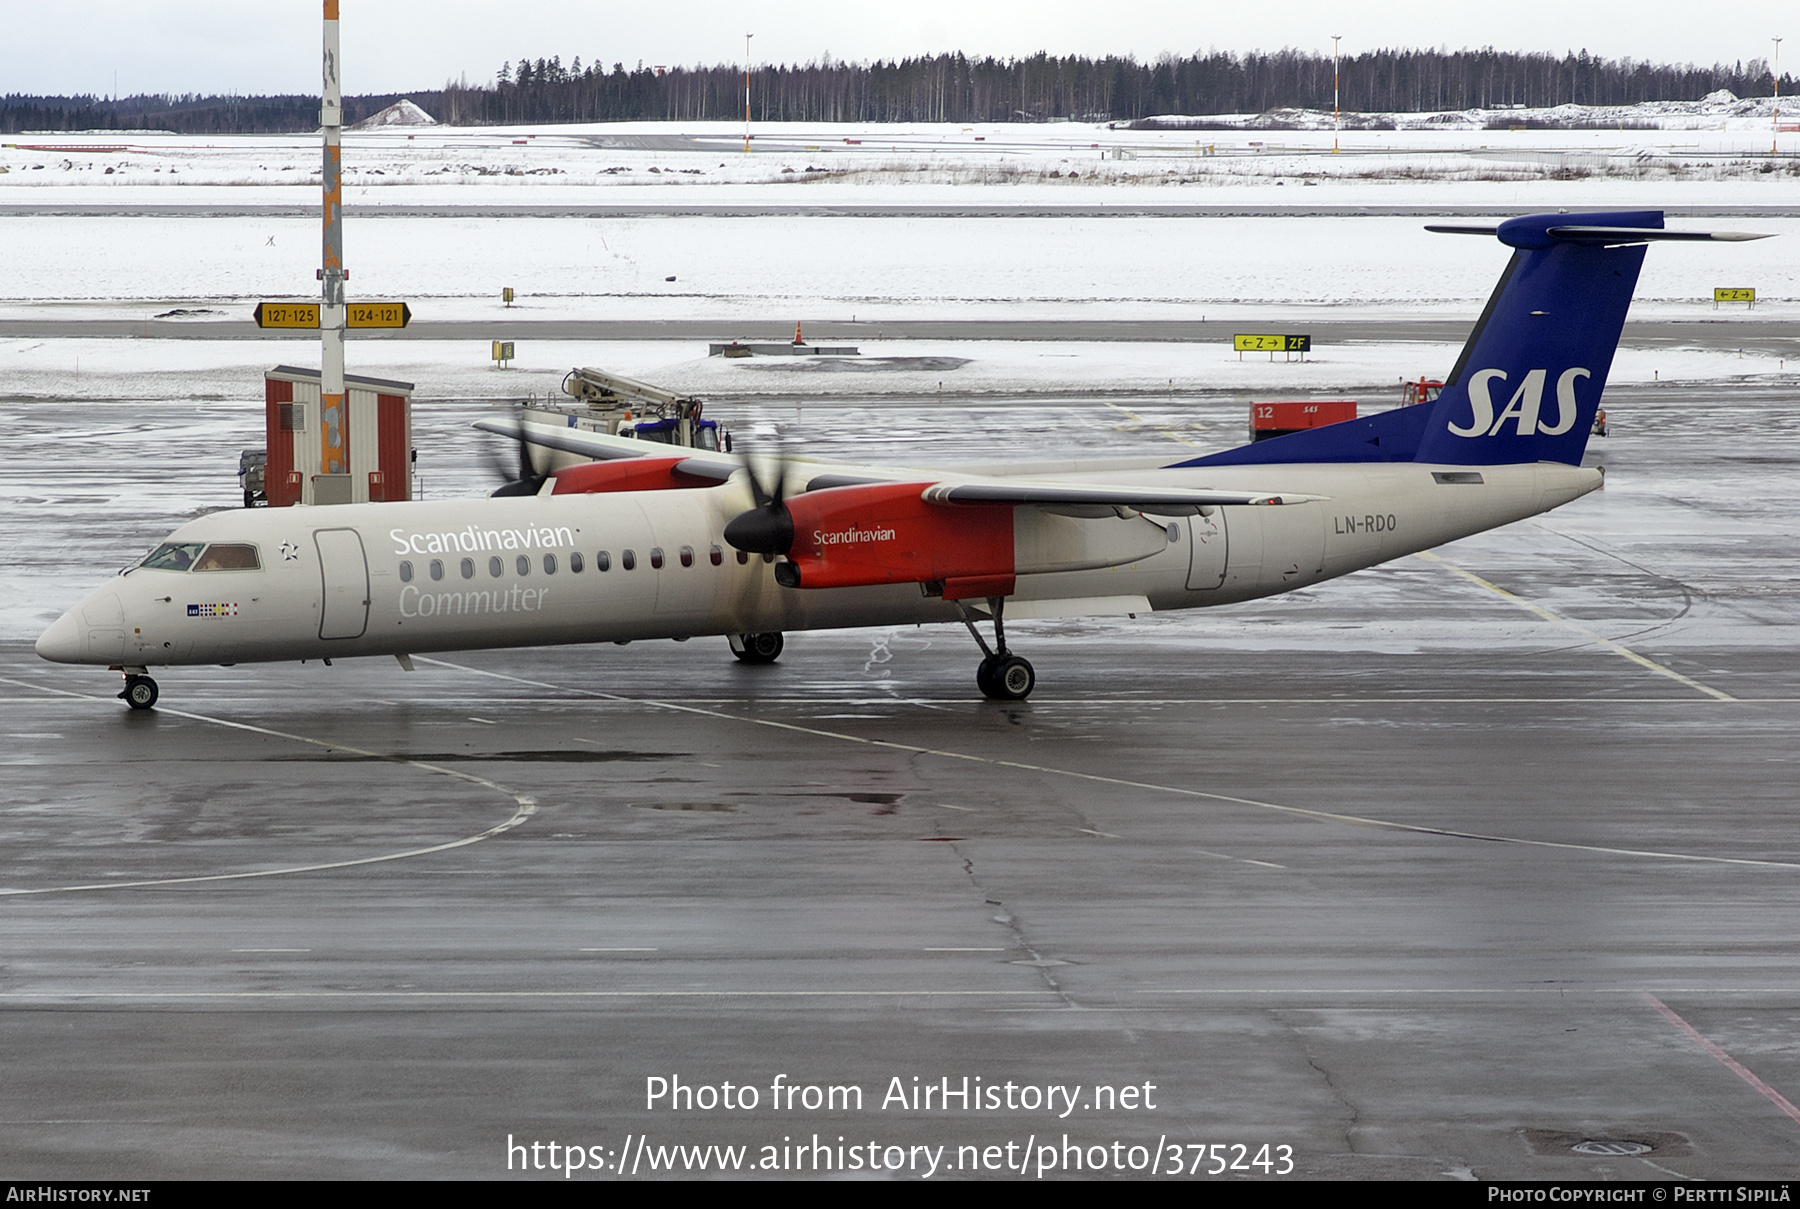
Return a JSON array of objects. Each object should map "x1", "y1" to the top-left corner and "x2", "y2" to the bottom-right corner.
[{"x1": 253, "y1": 301, "x2": 412, "y2": 328}]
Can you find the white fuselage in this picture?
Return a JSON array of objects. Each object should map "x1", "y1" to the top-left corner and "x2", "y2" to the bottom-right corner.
[{"x1": 36, "y1": 460, "x2": 1601, "y2": 669}]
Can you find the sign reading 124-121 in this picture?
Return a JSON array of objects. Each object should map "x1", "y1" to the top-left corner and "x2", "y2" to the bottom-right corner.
[{"x1": 253, "y1": 301, "x2": 412, "y2": 329}]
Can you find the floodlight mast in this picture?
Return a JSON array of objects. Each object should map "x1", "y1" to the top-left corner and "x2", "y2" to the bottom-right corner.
[
  {"x1": 1776, "y1": 38, "x2": 1785, "y2": 156},
  {"x1": 1333, "y1": 36, "x2": 1342, "y2": 153},
  {"x1": 744, "y1": 33, "x2": 754, "y2": 154},
  {"x1": 320, "y1": 0, "x2": 347, "y2": 479}
]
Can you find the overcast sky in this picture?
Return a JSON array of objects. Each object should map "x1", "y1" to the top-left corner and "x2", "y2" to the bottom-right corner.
[{"x1": 6, "y1": 1, "x2": 1790, "y2": 98}]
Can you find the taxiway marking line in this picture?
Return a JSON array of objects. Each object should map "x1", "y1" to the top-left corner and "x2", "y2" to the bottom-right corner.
[
  {"x1": 1413, "y1": 551, "x2": 1735, "y2": 701},
  {"x1": 0, "y1": 675, "x2": 536, "y2": 896},
  {"x1": 0, "y1": 990, "x2": 1062, "y2": 1001},
  {"x1": 421, "y1": 659, "x2": 1800, "y2": 873},
  {"x1": 9, "y1": 986, "x2": 1800, "y2": 1002},
  {"x1": 1643, "y1": 993, "x2": 1800, "y2": 1128},
  {"x1": 1193, "y1": 847, "x2": 1287, "y2": 869},
  {"x1": 1102, "y1": 401, "x2": 1202, "y2": 448}
]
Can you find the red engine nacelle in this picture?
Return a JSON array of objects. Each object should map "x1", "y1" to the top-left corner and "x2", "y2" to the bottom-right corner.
[{"x1": 780, "y1": 482, "x2": 1016, "y2": 598}]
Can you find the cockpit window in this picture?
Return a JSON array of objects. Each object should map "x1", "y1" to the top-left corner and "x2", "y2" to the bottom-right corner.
[
  {"x1": 192, "y1": 544, "x2": 261, "y2": 572},
  {"x1": 139, "y1": 542, "x2": 207, "y2": 571}
]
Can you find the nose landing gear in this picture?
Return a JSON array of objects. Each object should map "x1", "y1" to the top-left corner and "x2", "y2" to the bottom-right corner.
[
  {"x1": 958, "y1": 597, "x2": 1035, "y2": 701},
  {"x1": 119, "y1": 671, "x2": 159, "y2": 710}
]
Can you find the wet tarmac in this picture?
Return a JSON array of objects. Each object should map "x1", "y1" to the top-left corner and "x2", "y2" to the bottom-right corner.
[{"x1": 4, "y1": 382, "x2": 1800, "y2": 1180}]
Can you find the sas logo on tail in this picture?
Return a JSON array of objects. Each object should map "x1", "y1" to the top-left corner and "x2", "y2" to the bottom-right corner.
[{"x1": 1449, "y1": 368, "x2": 1589, "y2": 438}]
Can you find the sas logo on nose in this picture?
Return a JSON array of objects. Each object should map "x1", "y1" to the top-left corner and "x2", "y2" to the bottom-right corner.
[{"x1": 1450, "y1": 368, "x2": 1590, "y2": 438}]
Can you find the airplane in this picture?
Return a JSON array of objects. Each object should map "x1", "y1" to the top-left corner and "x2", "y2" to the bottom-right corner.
[{"x1": 36, "y1": 210, "x2": 1766, "y2": 710}]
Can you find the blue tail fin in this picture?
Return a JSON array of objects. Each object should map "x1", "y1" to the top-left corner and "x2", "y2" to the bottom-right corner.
[
  {"x1": 1175, "y1": 210, "x2": 1694, "y2": 470},
  {"x1": 1410, "y1": 210, "x2": 1656, "y2": 465}
]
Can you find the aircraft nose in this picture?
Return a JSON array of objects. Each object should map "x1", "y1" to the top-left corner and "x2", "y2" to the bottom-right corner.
[{"x1": 36, "y1": 609, "x2": 85, "y2": 663}]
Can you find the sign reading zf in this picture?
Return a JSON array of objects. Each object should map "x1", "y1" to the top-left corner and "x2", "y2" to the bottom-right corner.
[{"x1": 1234, "y1": 334, "x2": 1311, "y2": 353}]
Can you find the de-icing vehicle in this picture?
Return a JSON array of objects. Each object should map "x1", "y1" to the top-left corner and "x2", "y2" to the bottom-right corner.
[{"x1": 37, "y1": 212, "x2": 1766, "y2": 709}]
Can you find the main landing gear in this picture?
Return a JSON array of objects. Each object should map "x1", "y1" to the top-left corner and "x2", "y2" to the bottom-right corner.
[
  {"x1": 958, "y1": 597, "x2": 1035, "y2": 701},
  {"x1": 119, "y1": 670, "x2": 159, "y2": 711},
  {"x1": 730, "y1": 632, "x2": 785, "y2": 664}
]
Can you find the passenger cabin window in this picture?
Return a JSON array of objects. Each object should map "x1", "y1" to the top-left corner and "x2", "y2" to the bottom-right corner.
[
  {"x1": 516, "y1": 555, "x2": 531, "y2": 576},
  {"x1": 140, "y1": 542, "x2": 208, "y2": 572},
  {"x1": 192, "y1": 544, "x2": 261, "y2": 572},
  {"x1": 622, "y1": 550, "x2": 636, "y2": 571},
  {"x1": 710, "y1": 545, "x2": 723, "y2": 566},
  {"x1": 489, "y1": 557, "x2": 503, "y2": 578},
  {"x1": 570, "y1": 552, "x2": 585, "y2": 573},
  {"x1": 543, "y1": 553, "x2": 558, "y2": 575},
  {"x1": 679, "y1": 546, "x2": 694, "y2": 568},
  {"x1": 597, "y1": 551, "x2": 611, "y2": 572},
  {"x1": 399, "y1": 560, "x2": 414, "y2": 582},
  {"x1": 650, "y1": 548, "x2": 665, "y2": 569},
  {"x1": 429, "y1": 559, "x2": 444, "y2": 581},
  {"x1": 461, "y1": 558, "x2": 475, "y2": 579}
]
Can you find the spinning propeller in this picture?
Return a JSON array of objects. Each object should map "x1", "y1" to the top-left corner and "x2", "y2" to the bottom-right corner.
[
  {"x1": 484, "y1": 409, "x2": 549, "y2": 497},
  {"x1": 722, "y1": 435, "x2": 797, "y2": 557}
]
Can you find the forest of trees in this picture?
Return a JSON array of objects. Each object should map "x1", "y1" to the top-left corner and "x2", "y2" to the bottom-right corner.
[
  {"x1": 439, "y1": 48, "x2": 1793, "y2": 126},
  {"x1": 5, "y1": 47, "x2": 1793, "y2": 134},
  {"x1": 0, "y1": 91, "x2": 422, "y2": 135}
]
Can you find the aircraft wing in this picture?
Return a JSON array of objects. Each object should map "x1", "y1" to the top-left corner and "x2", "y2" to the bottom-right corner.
[
  {"x1": 472, "y1": 416, "x2": 740, "y2": 481},
  {"x1": 919, "y1": 480, "x2": 1326, "y2": 513},
  {"x1": 479, "y1": 415, "x2": 1328, "y2": 509}
]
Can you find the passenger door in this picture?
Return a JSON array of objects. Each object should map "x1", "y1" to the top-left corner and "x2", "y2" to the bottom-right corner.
[{"x1": 315, "y1": 528, "x2": 370, "y2": 639}]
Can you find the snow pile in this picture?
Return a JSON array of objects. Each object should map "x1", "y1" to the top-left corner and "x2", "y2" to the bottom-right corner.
[
  {"x1": 349, "y1": 99, "x2": 437, "y2": 130},
  {"x1": 1137, "y1": 92, "x2": 1789, "y2": 132}
]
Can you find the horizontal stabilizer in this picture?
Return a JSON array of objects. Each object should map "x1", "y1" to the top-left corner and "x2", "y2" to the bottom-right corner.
[{"x1": 1426, "y1": 219, "x2": 1771, "y2": 247}]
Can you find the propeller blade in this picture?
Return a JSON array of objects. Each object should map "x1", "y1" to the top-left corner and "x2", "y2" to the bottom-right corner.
[
  {"x1": 482, "y1": 408, "x2": 551, "y2": 498},
  {"x1": 724, "y1": 429, "x2": 797, "y2": 555}
]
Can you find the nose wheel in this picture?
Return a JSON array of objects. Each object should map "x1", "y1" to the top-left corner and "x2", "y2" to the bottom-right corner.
[
  {"x1": 958, "y1": 597, "x2": 1035, "y2": 701},
  {"x1": 119, "y1": 673, "x2": 159, "y2": 711}
]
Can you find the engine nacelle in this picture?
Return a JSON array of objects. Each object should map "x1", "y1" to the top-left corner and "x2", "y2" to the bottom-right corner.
[{"x1": 776, "y1": 482, "x2": 1173, "y2": 595}]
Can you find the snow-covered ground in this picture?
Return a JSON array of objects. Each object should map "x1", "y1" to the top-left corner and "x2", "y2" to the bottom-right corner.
[
  {"x1": 3, "y1": 99, "x2": 1797, "y2": 207},
  {"x1": 1, "y1": 212, "x2": 1794, "y2": 322},
  {"x1": 1, "y1": 112, "x2": 1793, "y2": 409}
]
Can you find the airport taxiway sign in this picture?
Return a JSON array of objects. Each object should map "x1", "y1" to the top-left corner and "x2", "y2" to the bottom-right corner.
[{"x1": 253, "y1": 302, "x2": 412, "y2": 329}]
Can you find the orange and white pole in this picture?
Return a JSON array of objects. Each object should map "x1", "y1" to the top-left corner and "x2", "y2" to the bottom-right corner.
[
  {"x1": 1332, "y1": 35, "x2": 1342, "y2": 153},
  {"x1": 743, "y1": 33, "x2": 753, "y2": 153},
  {"x1": 1775, "y1": 38, "x2": 1784, "y2": 156},
  {"x1": 320, "y1": 0, "x2": 348, "y2": 480}
]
